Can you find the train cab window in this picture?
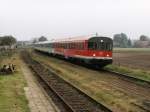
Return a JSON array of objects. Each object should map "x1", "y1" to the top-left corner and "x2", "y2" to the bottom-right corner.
[
  {"x1": 100, "y1": 42, "x2": 105, "y2": 50},
  {"x1": 88, "y1": 42, "x2": 97, "y2": 50},
  {"x1": 88, "y1": 42, "x2": 112, "y2": 51}
]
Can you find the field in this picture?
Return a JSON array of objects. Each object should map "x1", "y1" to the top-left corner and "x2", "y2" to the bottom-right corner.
[
  {"x1": 114, "y1": 48, "x2": 150, "y2": 52},
  {"x1": 113, "y1": 48, "x2": 150, "y2": 70},
  {"x1": 104, "y1": 48, "x2": 150, "y2": 82},
  {"x1": 0, "y1": 51, "x2": 30, "y2": 112}
]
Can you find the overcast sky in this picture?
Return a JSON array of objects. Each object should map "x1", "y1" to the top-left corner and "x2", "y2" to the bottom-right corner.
[{"x1": 0, "y1": 0, "x2": 150, "y2": 41}]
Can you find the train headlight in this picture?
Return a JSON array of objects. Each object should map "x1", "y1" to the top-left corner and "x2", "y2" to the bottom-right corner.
[
  {"x1": 93, "y1": 53, "x2": 96, "y2": 57},
  {"x1": 107, "y1": 54, "x2": 109, "y2": 57}
]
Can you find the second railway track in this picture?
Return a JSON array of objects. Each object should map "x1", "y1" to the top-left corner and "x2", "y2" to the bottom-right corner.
[
  {"x1": 21, "y1": 51, "x2": 112, "y2": 112},
  {"x1": 36, "y1": 49, "x2": 150, "y2": 88},
  {"x1": 102, "y1": 69, "x2": 150, "y2": 88}
]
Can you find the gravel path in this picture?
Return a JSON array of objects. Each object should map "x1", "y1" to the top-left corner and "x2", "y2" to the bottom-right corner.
[{"x1": 21, "y1": 61, "x2": 57, "y2": 112}]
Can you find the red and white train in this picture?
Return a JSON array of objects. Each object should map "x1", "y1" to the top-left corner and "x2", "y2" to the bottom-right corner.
[{"x1": 34, "y1": 35, "x2": 113, "y2": 67}]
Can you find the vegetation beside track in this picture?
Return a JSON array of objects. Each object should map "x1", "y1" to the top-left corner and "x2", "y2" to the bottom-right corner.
[
  {"x1": 105, "y1": 65, "x2": 150, "y2": 82},
  {"x1": 0, "y1": 52, "x2": 30, "y2": 112},
  {"x1": 22, "y1": 51, "x2": 112, "y2": 112},
  {"x1": 112, "y1": 48, "x2": 150, "y2": 82},
  {"x1": 0, "y1": 50, "x2": 14, "y2": 66},
  {"x1": 32, "y1": 51, "x2": 148, "y2": 112}
]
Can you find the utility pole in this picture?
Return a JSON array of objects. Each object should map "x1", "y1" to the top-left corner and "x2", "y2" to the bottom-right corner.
[{"x1": 96, "y1": 32, "x2": 98, "y2": 36}]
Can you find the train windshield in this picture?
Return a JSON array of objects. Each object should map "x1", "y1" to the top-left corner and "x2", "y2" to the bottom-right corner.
[{"x1": 88, "y1": 37, "x2": 113, "y2": 51}]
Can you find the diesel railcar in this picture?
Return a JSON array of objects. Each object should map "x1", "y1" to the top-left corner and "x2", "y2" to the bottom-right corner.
[{"x1": 34, "y1": 35, "x2": 113, "y2": 67}]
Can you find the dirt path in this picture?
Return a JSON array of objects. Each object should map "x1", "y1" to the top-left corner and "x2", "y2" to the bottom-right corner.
[{"x1": 21, "y1": 60, "x2": 57, "y2": 112}]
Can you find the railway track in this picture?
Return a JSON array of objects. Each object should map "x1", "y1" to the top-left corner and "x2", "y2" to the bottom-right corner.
[
  {"x1": 35, "y1": 49, "x2": 150, "y2": 87},
  {"x1": 32, "y1": 50, "x2": 150, "y2": 111},
  {"x1": 102, "y1": 69, "x2": 150, "y2": 87},
  {"x1": 35, "y1": 51, "x2": 150, "y2": 87},
  {"x1": 21, "y1": 51, "x2": 112, "y2": 112}
]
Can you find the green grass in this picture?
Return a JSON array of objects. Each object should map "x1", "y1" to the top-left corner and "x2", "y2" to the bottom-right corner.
[
  {"x1": 0, "y1": 50, "x2": 14, "y2": 66},
  {"x1": 0, "y1": 72, "x2": 30, "y2": 112},
  {"x1": 0, "y1": 52, "x2": 30, "y2": 112},
  {"x1": 105, "y1": 64, "x2": 150, "y2": 82}
]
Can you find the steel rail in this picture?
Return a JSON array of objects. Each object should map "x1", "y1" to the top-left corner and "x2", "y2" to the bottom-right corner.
[{"x1": 22, "y1": 51, "x2": 112, "y2": 112}]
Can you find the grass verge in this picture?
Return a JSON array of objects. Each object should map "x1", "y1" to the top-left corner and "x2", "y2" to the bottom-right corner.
[
  {"x1": 105, "y1": 64, "x2": 150, "y2": 82},
  {"x1": 0, "y1": 52, "x2": 30, "y2": 112}
]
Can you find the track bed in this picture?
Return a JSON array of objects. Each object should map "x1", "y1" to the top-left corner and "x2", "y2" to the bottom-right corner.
[
  {"x1": 21, "y1": 51, "x2": 112, "y2": 112},
  {"x1": 32, "y1": 50, "x2": 150, "y2": 112}
]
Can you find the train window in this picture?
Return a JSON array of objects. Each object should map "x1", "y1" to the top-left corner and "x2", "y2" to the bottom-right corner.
[
  {"x1": 78, "y1": 43, "x2": 81, "y2": 49},
  {"x1": 46, "y1": 44, "x2": 49, "y2": 47},
  {"x1": 63, "y1": 42, "x2": 84, "y2": 49},
  {"x1": 64, "y1": 43, "x2": 66, "y2": 49},
  {"x1": 99, "y1": 42, "x2": 113, "y2": 51},
  {"x1": 75, "y1": 42, "x2": 83, "y2": 50},
  {"x1": 88, "y1": 42, "x2": 97, "y2": 50},
  {"x1": 70, "y1": 43, "x2": 73, "y2": 49},
  {"x1": 72, "y1": 43, "x2": 75, "y2": 49},
  {"x1": 77, "y1": 43, "x2": 80, "y2": 49},
  {"x1": 69, "y1": 43, "x2": 71, "y2": 49},
  {"x1": 106, "y1": 43, "x2": 110, "y2": 50},
  {"x1": 75, "y1": 43, "x2": 77, "y2": 49},
  {"x1": 71, "y1": 43, "x2": 73, "y2": 49},
  {"x1": 49, "y1": 43, "x2": 52, "y2": 48},
  {"x1": 64, "y1": 43, "x2": 66, "y2": 48},
  {"x1": 88, "y1": 42, "x2": 112, "y2": 51},
  {"x1": 81, "y1": 43, "x2": 84, "y2": 49},
  {"x1": 52, "y1": 43, "x2": 54, "y2": 48},
  {"x1": 65, "y1": 43, "x2": 68, "y2": 49},
  {"x1": 64, "y1": 43, "x2": 67, "y2": 49},
  {"x1": 62, "y1": 43, "x2": 64, "y2": 48},
  {"x1": 101, "y1": 42, "x2": 105, "y2": 50},
  {"x1": 67, "y1": 43, "x2": 70, "y2": 49}
]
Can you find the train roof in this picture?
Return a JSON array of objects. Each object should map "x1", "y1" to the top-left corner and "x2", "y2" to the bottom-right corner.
[
  {"x1": 34, "y1": 35, "x2": 111, "y2": 44},
  {"x1": 55, "y1": 35, "x2": 93, "y2": 42},
  {"x1": 34, "y1": 41, "x2": 53, "y2": 44}
]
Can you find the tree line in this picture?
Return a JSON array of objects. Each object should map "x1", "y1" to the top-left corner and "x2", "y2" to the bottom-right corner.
[
  {"x1": 0, "y1": 35, "x2": 17, "y2": 47},
  {"x1": 113, "y1": 33, "x2": 150, "y2": 48},
  {"x1": 32, "y1": 36, "x2": 48, "y2": 43}
]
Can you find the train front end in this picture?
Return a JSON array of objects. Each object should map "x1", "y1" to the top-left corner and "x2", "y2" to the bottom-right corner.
[{"x1": 86, "y1": 37, "x2": 113, "y2": 67}]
